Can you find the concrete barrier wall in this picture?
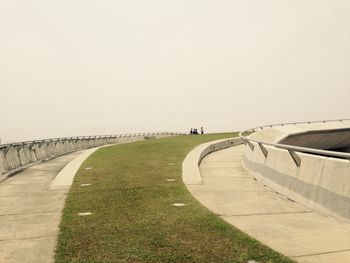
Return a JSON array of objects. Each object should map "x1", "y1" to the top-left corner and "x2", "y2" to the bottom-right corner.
[
  {"x1": 242, "y1": 142, "x2": 350, "y2": 220},
  {"x1": 183, "y1": 137, "x2": 242, "y2": 185},
  {"x1": 199, "y1": 138, "x2": 243, "y2": 162},
  {"x1": 0, "y1": 133, "x2": 179, "y2": 181}
]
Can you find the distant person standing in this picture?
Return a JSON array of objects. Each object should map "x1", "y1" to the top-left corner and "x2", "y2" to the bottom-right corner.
[
  {"x1": 201, "y1": 127, "x2": 204, "y2": 134},
  {"x1": 190, "y1": 128, "x2": 193, "y2": 135}
]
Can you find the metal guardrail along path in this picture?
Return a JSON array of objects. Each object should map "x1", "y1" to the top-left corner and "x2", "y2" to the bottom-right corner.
[
  {"x1": 0, "y1": 132, "x2": 184, "y2": 179},
  {"x1": 239, "y1": 119, "x2": 350, "y2": 167}
]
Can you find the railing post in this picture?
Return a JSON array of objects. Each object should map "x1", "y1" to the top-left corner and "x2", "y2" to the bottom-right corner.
[
  {"x1": 258, "y1": 143, "x2": 268, "y2": 157},
  {"x1": 288, "y1": 149, "x2": 301, "y2": 167},
  {"x1": 17, "y1": 143, "x2": 25, "y2": 151},
  {"x1": 29, "y1": 143, "x2": 36, "y2": 151},
  {"x1": 3, "y1": 145, "x2": 12, "y2": 155},
  {"x1": 246, "y1": 140, "x2": 254, "y2": 151}
]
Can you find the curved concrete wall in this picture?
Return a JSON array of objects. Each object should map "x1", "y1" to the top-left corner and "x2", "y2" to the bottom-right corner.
[
  {"x1": 182, "y1": 138, "x2": 242, "y2": 185},
  {"x1": 242, "y1": 123, "x2": 350, "y2": 220},
  {"x1": 0, "y1": 133, "x2": 178, "y2": 181}
]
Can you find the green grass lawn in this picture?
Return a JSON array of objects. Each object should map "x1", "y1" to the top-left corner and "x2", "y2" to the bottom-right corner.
[{"x1": 56, "y1": 134, "x2": 294, "y2": 263}]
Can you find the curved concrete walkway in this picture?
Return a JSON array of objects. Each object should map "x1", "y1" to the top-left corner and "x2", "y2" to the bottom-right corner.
[
  {"x1": 0, "y1": 149, "x2": 96, "y2": 263},
  {"x1": 187, "y1": 145, "x2": 350, "y2": 263}
]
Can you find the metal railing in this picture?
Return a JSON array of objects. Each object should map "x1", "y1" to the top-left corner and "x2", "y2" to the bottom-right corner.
[
  {"x1": 239, "y1": 119, "x2": 350, "y2": 166},
  {"x1": 0, "y1": 132, "x2": 184, "y2": 149},
  {"x1": 0, "y1": 132, "x2": 185, "y2": 178}
]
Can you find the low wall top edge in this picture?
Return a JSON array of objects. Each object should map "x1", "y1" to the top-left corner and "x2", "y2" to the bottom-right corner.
[{"x1": 240, "y1": 118, "x2": 350, "y2": 159}]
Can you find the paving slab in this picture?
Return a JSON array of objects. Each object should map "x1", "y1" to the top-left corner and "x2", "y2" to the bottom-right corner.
[
  {"x1": 188, "y1": 177, "x2": 266, "y2": 192},
  {"x1": 223, "y1": 212, "x2": 350, "y2": 257},
  {"x1": 0, "y1": 150, "x2": 90, "y2": 263},
  {"x1": 189, "y1": 189, "x2": 309, "y2": 216},
  {"x1": 0, "y1": 237, "x2": 56, "y2": 263},
  {"x1": 187, "y1": 144, "x2": 350, "y2": 263},
  {"x1": 0, "y1": 184, "x2": 53, "y2": 196},
  {"x1": 0, "y1": 194, "x2": 66, "y2": 215},
  {"x1": 295, "y1": 250, "x2": 350, "y2": 263},
  {"x1": 0, "y1": 213, "x2": 61, "y2": 240},
  {"x1": 199, "y1": 167, "x2": 248, "y2": 178},
  {"x1": 2, "y1": 175, "x2": 56, "y2": 185}
]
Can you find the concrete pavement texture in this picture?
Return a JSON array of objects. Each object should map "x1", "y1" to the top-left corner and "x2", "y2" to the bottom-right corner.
[
  {"x1": 186, "y1": 145, "x2": 350, "y2": 263},
  {"x1": 0, "y1": 149, "x2": 96, "y2": 263}
]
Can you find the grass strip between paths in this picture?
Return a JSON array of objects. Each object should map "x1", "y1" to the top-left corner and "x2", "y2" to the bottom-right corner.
[{"x1": 56, "y1": 133, "x2": 294, "y2": 263}]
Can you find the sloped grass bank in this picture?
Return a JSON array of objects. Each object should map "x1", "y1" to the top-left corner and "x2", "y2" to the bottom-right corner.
[{"x1": 56, "y1": 134, "x2": 293, "y2": 263}]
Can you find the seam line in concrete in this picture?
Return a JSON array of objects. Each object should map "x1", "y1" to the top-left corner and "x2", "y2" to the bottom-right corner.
[
  {"x1": 202, "y1": 176, "x2": 249, "y2": 179},
  {"x1": 292, "y1": 248, "x2": 350, "y2": 258},
  {"x1": 219, "y1": 210, "x2": 312, "y2": 217},
  {"x1": 312, "y1": 157, "x2": 327, "y2": 210},
  {"x1": 0, "y1": 235, "x2": 58, "y2": 242},
  {"x1": 0, "y1": 211, "x2": 62, "y2": 217},
  {"x1": 0, "y1": 183, "x2": 53, "y2": 186},
  {"x1": 191, "y1": 190, "x2": 269, "y2": 193},
  {"x1": 0, "y1": 193, "x2": 64, "y2": 198}
]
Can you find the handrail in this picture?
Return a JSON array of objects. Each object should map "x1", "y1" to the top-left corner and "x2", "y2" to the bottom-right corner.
[
  {"x1": 0, "y1": 132, "x2": 186, "y2": 149},
  {"x1": 0, "y1": 131, "x2": 186, "y2": 178},
  {"x1": 239, "y1": 119, "x2": 350, "y2": 160},
  {"x1": 241, "y1": 118, "x2": 350, "y2": 134}
]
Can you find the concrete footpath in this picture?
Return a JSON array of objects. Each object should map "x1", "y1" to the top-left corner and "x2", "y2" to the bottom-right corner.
[
  {"x1": 0, "y1": 151, "x2": 85, "y2": 263},
  {"x1": 187, "y1": 145, "x2": 350, "y2": 263}
]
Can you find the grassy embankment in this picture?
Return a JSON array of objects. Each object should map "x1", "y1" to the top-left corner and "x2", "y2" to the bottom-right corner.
[{"x1": 56, "y1": 133, "x2": 294, "y2": 263}]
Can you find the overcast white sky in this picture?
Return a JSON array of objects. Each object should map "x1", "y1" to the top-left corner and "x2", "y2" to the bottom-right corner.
[{"x1": 1, "y1": 0, "x2": 349, "y2": 142}]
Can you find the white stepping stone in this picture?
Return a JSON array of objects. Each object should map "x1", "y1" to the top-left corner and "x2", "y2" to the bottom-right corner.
[
  {"x1": 85, "y1": 167, "x2": 93, "y2": 170},
  {"x1": 166, "y1": 179, "x2": 176, "y2": 182},
  {"x1": 168, "y1": 163, "x2": 175, "y2": 166},
  {"x1": 173, "y1": 203, "x2": 186, "y2": 207},
  {"x1": 78, "y1": 212, "x2": 92, "y2": 216},
  {"x1": 81, "y1": 184, "x2": 91, "y2": 187}
]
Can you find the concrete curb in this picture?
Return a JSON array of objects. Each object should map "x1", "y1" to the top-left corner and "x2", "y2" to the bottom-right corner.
[
  {"x1": 182, "y1": 137, "x2": 242, "y2": 185},
  {"x1": 50, "y1": 147, "x2": 100, "y2": 190}
]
